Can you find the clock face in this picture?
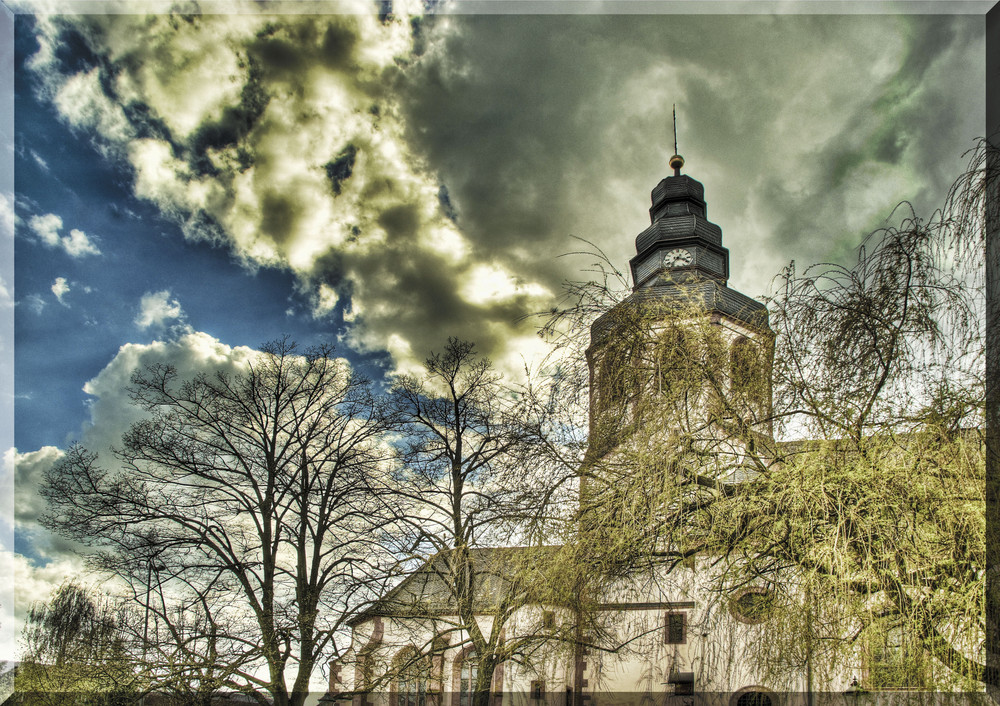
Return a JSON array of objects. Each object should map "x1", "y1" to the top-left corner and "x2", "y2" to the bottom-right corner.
[{"x1": 663, "y1": 248, "x2": 693, "y2": 268}]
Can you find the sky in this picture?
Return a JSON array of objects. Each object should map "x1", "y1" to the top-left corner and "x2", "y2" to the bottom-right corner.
[{"x1": 1, "y1": 0, "x2": 990, "y2": 678}]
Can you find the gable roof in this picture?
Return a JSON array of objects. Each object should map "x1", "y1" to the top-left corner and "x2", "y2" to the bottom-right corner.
[{"x1": 348, "y1": 547, "x2": 552, "y2": 627}]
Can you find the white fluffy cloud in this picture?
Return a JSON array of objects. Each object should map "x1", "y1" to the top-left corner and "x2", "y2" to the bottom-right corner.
[
  {"x1": 27, "y1": 212, "x2": 60, "y2": 246},
  {"x1": 9, "y1": 331, "x2": 267, "y2": 658},
  {"x1": 27, "y1": 213, "x2": 101, "y2": 258},
  {"x1": 51, "y1": 276, "x2": 69, "y2": 304},
  {"x1": 80, "y1": 331, "x2": 258, "y2": 452},
  {"x1": 63, "y1": 228, "x2": 101, "y2": 257},
  {"x1": 135, "y1": 289, "x2": 184, "y2": 329},
  {"x1": 25, "y1": 8, "x2": 555, "y2": 374}
]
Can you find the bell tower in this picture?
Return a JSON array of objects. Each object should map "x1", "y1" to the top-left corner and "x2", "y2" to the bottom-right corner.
[
  {"x1": 628, "y1": 152, "x2": 730, "y2": 291},
  {"x1": 586, "y1": 135, "x2": 772, "y2": 459}
]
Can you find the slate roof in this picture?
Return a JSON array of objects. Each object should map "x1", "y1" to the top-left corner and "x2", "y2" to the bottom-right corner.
[
  {"x1": 590, "y1": 279, "x2": 770, "y2": 343},
  {"x1": 634, "y1": 214, "x2": 723, "y2": 254}
]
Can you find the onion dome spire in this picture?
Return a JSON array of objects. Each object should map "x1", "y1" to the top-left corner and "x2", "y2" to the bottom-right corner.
[{"x1": 589, "y1": 105, "x2": 771, "y2": 340}]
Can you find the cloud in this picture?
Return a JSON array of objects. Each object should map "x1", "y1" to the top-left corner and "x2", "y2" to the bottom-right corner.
[
  {"x1": 30, "y1": 150, "x2": 49, "y2": 171},
  {"x1": 11, "y1": 446, "x2": 63, "y2": 536},
  {"x1": 27, "y1": 212, "x2": 60, "y2": 247},
  {"x1": 23, "y1": 11, "x2": 984, "y2": 373},
  {"x1": 135, "y1": 289, "x2": 184, "y2": 329},
  {"x1": 399, "y1": 14, "x2": 984, "y2": 302},
  {"x1": 0, "y1": 277, "x2": 12, "y2": 309},
  {"x1": 0, "y1": 192, "x2": 13, "y2": 241},
  {"x1": 21, "y1": 293, "x2": 45, "y2": 314},
  {"x1": 8, "y1": 331, "x2": 371, "y2": 669},
  {"x1": 63, "y1": 228, "x2": 100, "y2": 257},
  {"x1": 51, "y1": 276, "x2": 69, "y2": 304},
  {"x1": 9, "y1": 446, "x2": 87, "y2": 569},
  {"x1": 8, "y1": 331, "x2": 264, "y2": 654},
  {"x1": 79, "y1": 330, "x2": 259, "y2": 455},
  {"x1": 24, "y1": 8, "x2": 556, "y2": 374},
  {"x1": 1, "y1": 448, "x2": 13, "y2": 537},
  {"x1": 0, "y1": 549, "x2": 88, "y2": 662},
  {"x1": 27, "y1": 212, "x2": 101, "y2": 257}
]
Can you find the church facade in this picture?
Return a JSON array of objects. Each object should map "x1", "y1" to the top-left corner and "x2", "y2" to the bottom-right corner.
[{"x1": 321, "y1": 154, "x2": 879, "y2": 706}]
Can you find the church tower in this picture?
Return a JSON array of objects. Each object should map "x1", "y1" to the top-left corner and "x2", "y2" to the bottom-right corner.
[{"x1": 586, "y1": 146, "x2": 773, "y2": 459}]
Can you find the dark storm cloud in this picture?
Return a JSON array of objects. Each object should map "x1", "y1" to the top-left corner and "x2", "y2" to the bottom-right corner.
[
  {"x1": 399, "y1": 15, "x2": 635, "y2": 250},
  {"x1": 397, "y1": 13, "x2": 983, "y2": 299},
  {"x1": 330, "y1": 240, "x2": 542, "y2": 361},
  {"x1": 752, "y1": 15, "x2": 984, "y2": 269}
]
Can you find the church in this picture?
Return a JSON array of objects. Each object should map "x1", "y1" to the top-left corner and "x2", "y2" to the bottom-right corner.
[{"x1": 320, "y1": 148, "x2": 926, "y2": 706}]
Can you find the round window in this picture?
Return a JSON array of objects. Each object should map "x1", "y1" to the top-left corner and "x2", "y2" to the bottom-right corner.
[{"x1": 730, "y1": 588, "x2": 775, "y2": 624}]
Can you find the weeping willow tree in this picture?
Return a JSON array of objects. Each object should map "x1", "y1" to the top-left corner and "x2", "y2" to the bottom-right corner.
[
  {"x1": 16, "y1": 582, "x2": 142, "y2": 706},
  {"x1": 540, "y1": 142, "x2": 987, "y2": 691}
]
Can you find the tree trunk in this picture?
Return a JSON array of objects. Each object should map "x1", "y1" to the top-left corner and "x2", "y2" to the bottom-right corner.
[{"x1": 471, "y1": 660, "x2": 496, "y2": 706}]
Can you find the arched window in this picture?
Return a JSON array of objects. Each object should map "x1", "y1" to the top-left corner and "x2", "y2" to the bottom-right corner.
[
  {"x1": 654, "y1": 325, "x2": 695, "y2": 399},
  {"x1": 735, "y1": 692, "x2": 772, "y2": 706},
  {"x1": 395, "y1": 650, "x2": 429, "y2": 706},
  {"x1": 599, "y1": 338, "x2": 640, "y2": 408},
  {"x1": 867, "y1": 624, "x2": 927, "y2": 689},
  {"x1": 729, "y1": 336, "x2": 762, "y2": 400},
  {"x1": 459, "y1": 653, "x2": 478, "y2": 706}
]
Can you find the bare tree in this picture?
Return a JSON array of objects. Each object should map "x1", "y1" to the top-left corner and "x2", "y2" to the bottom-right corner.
[
  {"x1": 41, "y1": 339, "x2": 398, "y2": 706},
  {"x1": 370, "y1": 339, "x2": 580, "y2": 706}
]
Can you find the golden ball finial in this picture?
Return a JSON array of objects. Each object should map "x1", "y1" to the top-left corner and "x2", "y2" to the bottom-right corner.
[{"x1": 669, "y1": 154, "x2": 684, "y2": 173}]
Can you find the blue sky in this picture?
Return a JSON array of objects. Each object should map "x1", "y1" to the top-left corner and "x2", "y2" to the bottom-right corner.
[
  {"x1": 3, "y1": 0, "x2": 989, "y2": 667},
  {"x1": 14, "y1": 21, "x2": 398, "y2": 452}
]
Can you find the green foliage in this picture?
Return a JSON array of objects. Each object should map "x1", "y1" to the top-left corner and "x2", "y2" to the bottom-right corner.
[
  {"x1": 16, "y1": 583, "x2": 141, "y2": 706},
  {"x1": 545, "y1": 185, "x2": 985, "y2": 689}
]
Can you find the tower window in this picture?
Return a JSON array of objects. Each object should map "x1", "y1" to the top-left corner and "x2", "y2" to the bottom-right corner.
[
  {"x1": 599, "y1": 338, "x2": 641, "y2": 407},
  {"x1": 729, "y1": 336, "x2": 764, "y2": 401},
  {"x1": 654, "y1": 325, "x2": 700, "y2": 402}
]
